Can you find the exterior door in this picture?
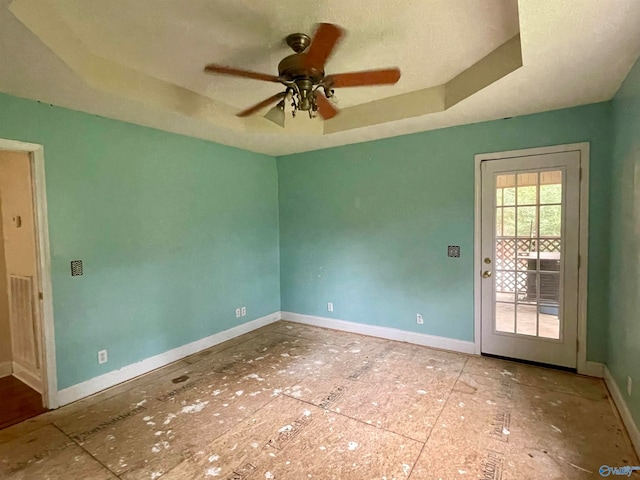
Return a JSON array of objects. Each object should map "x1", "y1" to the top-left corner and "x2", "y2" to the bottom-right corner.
[{"x1": 480, "y1": 151, "x2": 580, "y2": 368}]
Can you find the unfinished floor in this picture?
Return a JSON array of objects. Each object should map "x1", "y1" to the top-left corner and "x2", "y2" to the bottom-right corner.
[{"x1": 0, "y1": 321, "x2": 637, "y2": 479}]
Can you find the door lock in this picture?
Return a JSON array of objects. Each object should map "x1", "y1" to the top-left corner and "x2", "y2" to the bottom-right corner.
[{"x1": 482, "y1": 271, "x2": 492, "y2": 278}]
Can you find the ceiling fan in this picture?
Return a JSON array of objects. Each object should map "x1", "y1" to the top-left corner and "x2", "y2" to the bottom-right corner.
[{"x1": 203, "y1": 23, "x2": 401, "y2": 124}]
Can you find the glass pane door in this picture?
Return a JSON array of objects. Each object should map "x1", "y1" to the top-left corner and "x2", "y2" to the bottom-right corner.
[{"x1": 494, "y1": 170, "x2": 563, "y2": 340}]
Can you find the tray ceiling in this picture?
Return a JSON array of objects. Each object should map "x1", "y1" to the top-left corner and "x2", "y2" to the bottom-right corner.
[{"x1": 1, "y1": 0, "x2": 639, "y2": 155}]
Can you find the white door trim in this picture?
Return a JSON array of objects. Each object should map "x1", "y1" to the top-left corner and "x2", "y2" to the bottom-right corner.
[
  {"x1": 0, "y1": 138, "x2": 57, "y2": 408},
  {"x1": 474, "y1": 143, "x2": 593, "y2": 375}
]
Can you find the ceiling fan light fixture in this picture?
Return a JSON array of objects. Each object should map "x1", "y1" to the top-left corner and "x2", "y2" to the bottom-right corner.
[
  {"x1": 203, "y1": 23, "x2": 401, "y2": 122},
  {"x1": 264, "y1": 100, "x2": 286, "y2": 127}
]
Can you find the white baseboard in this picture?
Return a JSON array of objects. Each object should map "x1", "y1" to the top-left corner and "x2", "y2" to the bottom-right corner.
[
  {"x1": 604, "y1": 366, "x2": 640, "y2": 459},
  {"x1": 0, "y1": 361, "x2": 12, "y2": 378},
  {"x1": 12, "y1": 361, "x2": 43, "y2": 393},
  {"x1": 280, "y1": 311, "x2": 476, "y2": 355},
  {"x1": 57, "y1": 312, "x2": 281, "y2": 407},
  {"x1": 579, "y1": 361, "x2": 604, "y2": 378}
]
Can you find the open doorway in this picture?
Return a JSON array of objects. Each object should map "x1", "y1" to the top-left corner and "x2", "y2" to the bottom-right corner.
[{"x1": 0, "y1": 140, "x2": 56, "y2": 428}]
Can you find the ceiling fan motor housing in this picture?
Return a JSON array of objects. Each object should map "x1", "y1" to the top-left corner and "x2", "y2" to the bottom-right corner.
[{"x1": 277, "y1": 54, "x2": 324, "y2": 84}]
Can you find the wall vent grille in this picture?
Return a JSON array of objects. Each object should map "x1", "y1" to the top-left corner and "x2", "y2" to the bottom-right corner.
[
  {"x1": 9, "y1": 275, "x2": 39, "y2": 368},
  {"x1": 71, "y1": 260, "x2": 83, "y2": 276}
]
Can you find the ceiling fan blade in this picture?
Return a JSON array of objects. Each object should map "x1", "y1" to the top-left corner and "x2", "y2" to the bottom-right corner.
[
  {"x1": 237, "y1": 92, "x2": 286, "y2": 117},
  {"x1": 325, "y1": 68, "x2": 401, "y2": 88},
  {"x1": 204, "y1": 64, "x2": 281, "y2": 83},
  {"x1": 314, "y1": 91, "x2": 338, "y2": 120},
  {"x1": 304, "y1": 23, "x2": 344, "y2": 70}
]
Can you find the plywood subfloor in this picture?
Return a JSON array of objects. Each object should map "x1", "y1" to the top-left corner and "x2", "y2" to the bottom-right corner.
[
  {"x1": 0, "y1": 321, "x2": 637, "y2": 479},
  {"x1": 0, "y1": 375, "x2": 47, "y2": 430}
]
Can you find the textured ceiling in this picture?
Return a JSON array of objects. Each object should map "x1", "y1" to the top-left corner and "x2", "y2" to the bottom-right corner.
[
  {"x1": 51, "y1": 0, "x2": 519, "y2": 109},
  {"x1": 1, "y1": 0, "x2": 639, "y2": 155}
]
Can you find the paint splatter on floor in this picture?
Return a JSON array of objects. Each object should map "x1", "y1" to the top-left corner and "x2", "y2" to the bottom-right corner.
[{"x1": 0, "y1": 321, "x2": 635, "y2": 480}]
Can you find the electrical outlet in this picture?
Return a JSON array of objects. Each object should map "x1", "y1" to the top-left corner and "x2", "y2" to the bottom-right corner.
[
  {"x1": 628, "y1": 376, "x2": 632, "y2": 397},
  {"x1": 327, "y1": 302, "x2": 334, "y2": 312},
  {"x1": 98, "y1": 349, "x2": 108, "y2": 364},
  {"x1": 241, "y1": 306, "x2": 246, "y2": 316},
  {"x1": 235, "y1": 308, "x2": 241, "y2": 318},
  {"x1": 416, "y1": 314, "x2": 424, "y2": 324}
]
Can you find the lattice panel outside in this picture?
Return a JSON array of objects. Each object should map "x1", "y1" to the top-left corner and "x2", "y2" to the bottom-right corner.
[{"x1": 495, "y1": 236, "x2": 560, "y2": 293}]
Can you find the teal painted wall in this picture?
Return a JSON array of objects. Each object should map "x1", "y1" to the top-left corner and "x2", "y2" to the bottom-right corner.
[
  {"x1": 0, "y1": 93, "x2": 280, "y2": 390},
  {"x1": 609, "y1": 57, "x2": 640, "y2": 428},
  {"x1": 0, "y1": 89, "x2": 620, "y2": 392},
  {"x1": 278, "y1": 102, "x2": 612, "y2": 362}
]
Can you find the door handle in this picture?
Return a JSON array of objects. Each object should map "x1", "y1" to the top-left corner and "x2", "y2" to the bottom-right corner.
[{"x1": 482, "y1": 271, "x2": 492, "y2": 279}]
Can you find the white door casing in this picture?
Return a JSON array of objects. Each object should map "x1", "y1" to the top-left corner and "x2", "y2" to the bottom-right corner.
[
  {"x1": 480, "y1": 151, "x2": 580, "y2": 368},
  {"x1": 0, "y1": 138, "x2": 57, "y2": 408},
  {"x1": 474, "y1": 143, "x2": 593, "y2": 374}
]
